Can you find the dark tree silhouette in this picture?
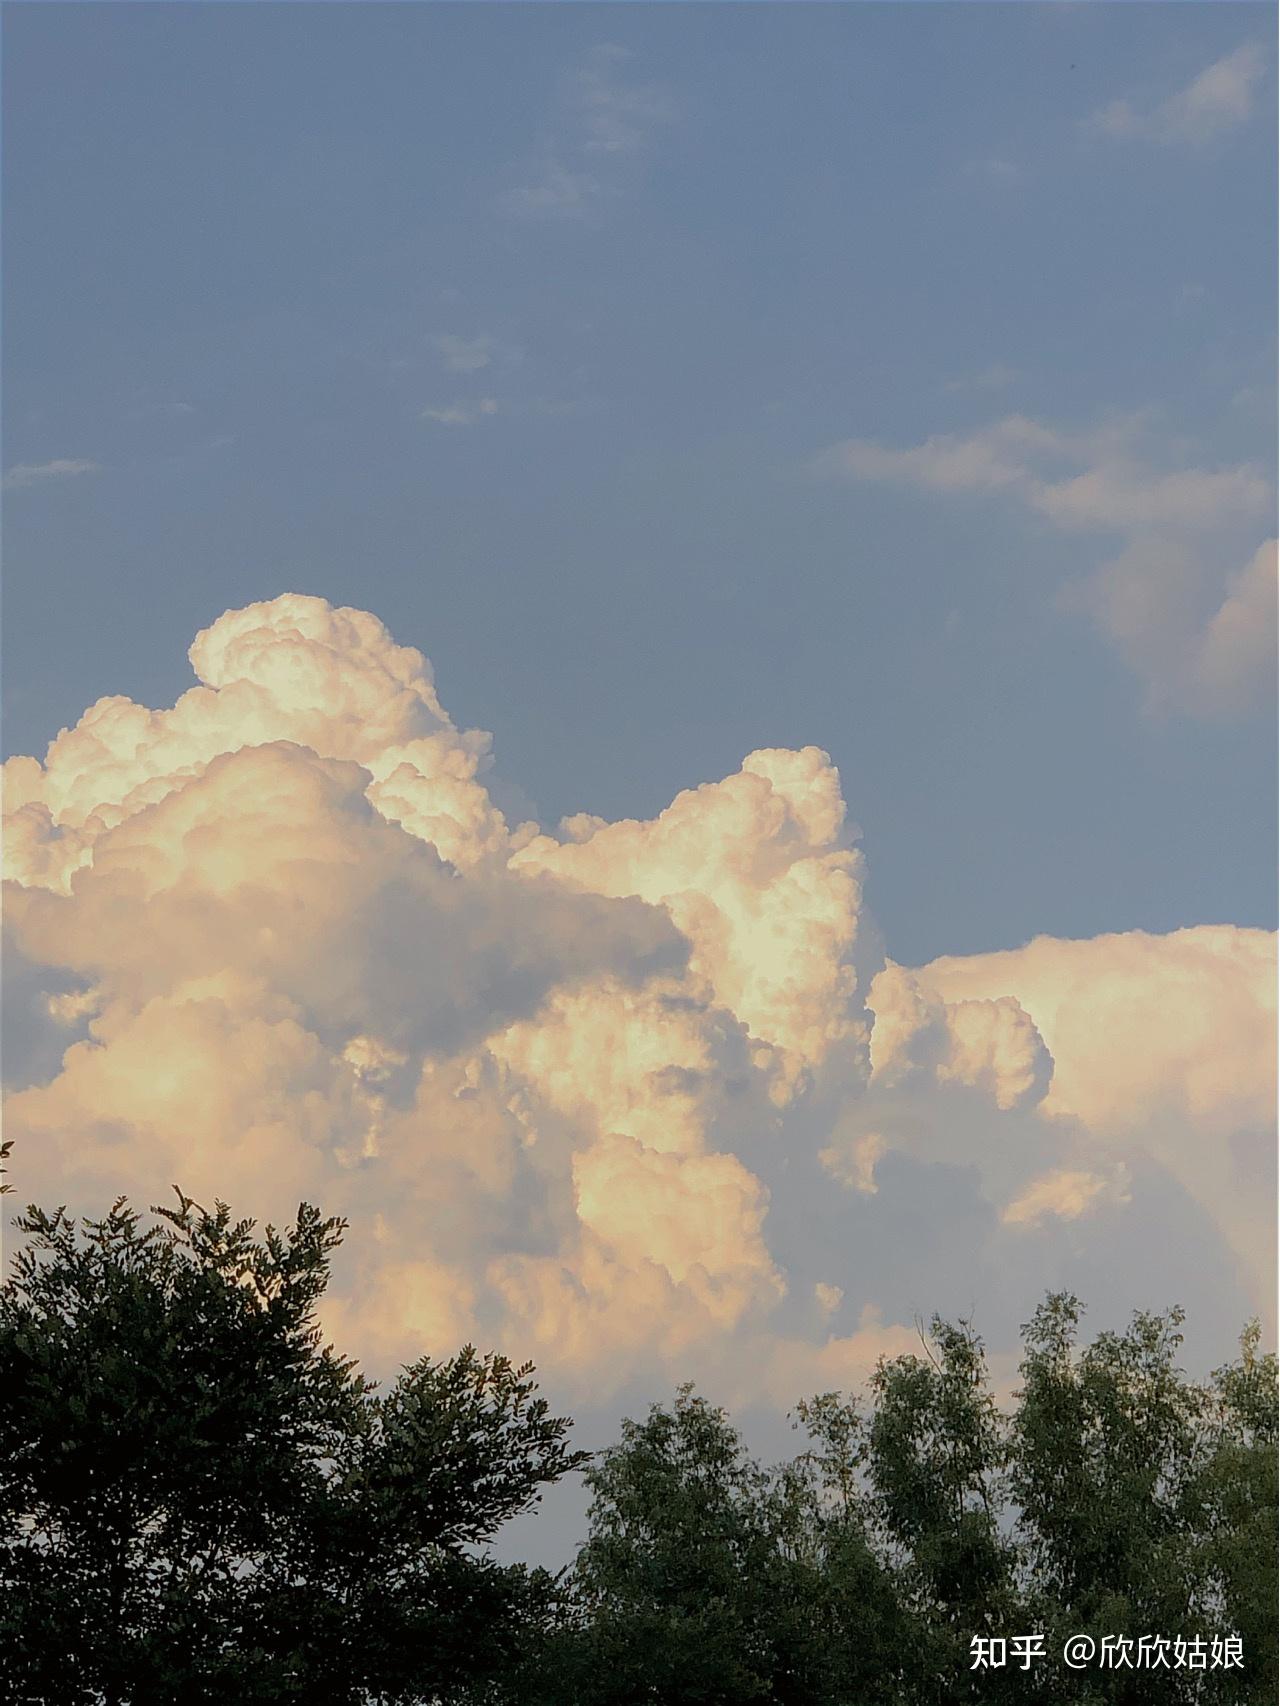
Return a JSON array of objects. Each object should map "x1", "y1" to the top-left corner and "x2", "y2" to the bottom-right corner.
[
  {"x1": 2, "y1": 1187, "x2": 1273, "y2": 1706},
  {"x1": 0, "y1": 1193, "x2": 585, "y2": 1705}
]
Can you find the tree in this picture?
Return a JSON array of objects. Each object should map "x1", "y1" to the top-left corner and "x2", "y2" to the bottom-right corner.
[
  {"x1": 564, "y1": 1385, "x2": 784, "y2": 1704},
  {"x1": 0, "y1": 1192, "x2": 585, "y2": 1705},
  {"x1": 1189, "y1": 1321, "x2": 1277, "y2": 1705},
  {"x1": 773, "y1": 1391, "x2": 923, "y2": 1703},
  {"x1": 5, "y1": 1187, "x2": 1273, "y2": 1705},
  {"x1": 546, "y1": 1385, "x2": 915, "y2": 1706},
  {"x1": 864, "y1": 1317, "x2": 1024, "y2": 1703},
  {"x1": 1007, "y1": 1294, "x2": 1279, "y2": 1704},
  {"x1": 550, "y1": 1303, "x2": 1276, "y2": 1706},
  {"x1": 1011, "y1": 1294, "x2": 1203, "y2": 1702}
]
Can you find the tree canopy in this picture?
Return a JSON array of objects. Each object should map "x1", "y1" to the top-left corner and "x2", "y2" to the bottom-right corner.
[
  {"x1": 0, "y1": 1193, "x2": 584, "y2": 1705},
  {"x1": 2, "y1": 1189, "x2": 1274, "y2": 1705}
]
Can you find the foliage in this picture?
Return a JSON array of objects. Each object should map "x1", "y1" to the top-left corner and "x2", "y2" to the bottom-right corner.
[
  {"x1": 0, "y1": 1192, "x2": 584, "y2": 1705},
  {"x1": 533, "y1": 1301, "x2": 1275, "y2": 1706},
  {"x1": 2, "y1": 1184, "x2": 1273, "y2": 1705}
]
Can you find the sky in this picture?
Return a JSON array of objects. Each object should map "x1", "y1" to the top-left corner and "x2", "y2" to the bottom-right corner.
[{"x1": 2, "y1": 3, "x2": 1276, "y2": 1560}]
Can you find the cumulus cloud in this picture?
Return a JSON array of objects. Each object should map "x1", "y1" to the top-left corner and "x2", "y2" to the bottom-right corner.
[
  {"x1": 921, "y1": 927, "x2": 1276, "y2": 1298},
  {"x1": 866, "y1": 961, "x2": 1052, "y2": 1113},
  {"x1": 3, "y1": 595, "x2": 1274, "y2": 1406},
  {"x1": 511, "y1": 745, "x2": 865, "y2": 1092},
  {"x1": 1089, "y1": 43, "x2": 1265, "y2": 147},
  {"x1": 822, "y1": 413, "x2": 1275, "y2": 718}
]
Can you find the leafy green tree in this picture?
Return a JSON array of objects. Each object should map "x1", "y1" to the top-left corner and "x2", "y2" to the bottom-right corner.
[
  {"x1": 563, "y1": 1385, "x2": 786, "y2": 1704},
  {"x1": 544, "y1": 1385, "x2": 916, "y2": 1706},
  {"x1": 865, "y1": 1317, "x2": 1024, "y2": 1702},
  {"x1": 773, "y1": 1390, "x2": 922, "y2": 1703},
  {"x1": 550, "y1": 1303, "x2": 1276, "y2": 1706},
  {"x1": 1006, "y1": 1293, "x2": 1280, "y2": 1704},
  {"x1": 4, "y1": 1183, "x2": 1273, "y2": 1706},
  {"x1": 1190, "y1": 1322, "x2": 1278, "y2": 1705},
  {"x1": 1011, "y1": 1294, "x2": 1206, "y2": 1702},
  {"x1": 0, "y1": 1192, "x2": 585, "y2": 1705}
]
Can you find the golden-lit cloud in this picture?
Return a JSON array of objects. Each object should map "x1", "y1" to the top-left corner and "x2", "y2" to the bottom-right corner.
[
  {"x1": 3, "y1": 595, "x2": 1274, "y2": 1398},
  {"x1": 920, "y1": 927, "x2": 1276, "y2": 1298}
]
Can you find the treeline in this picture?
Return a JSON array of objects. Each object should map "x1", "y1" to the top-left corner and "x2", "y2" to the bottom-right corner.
[{"x1": 0, "y1": 1193, "x2": 1274, "y2": 1705}]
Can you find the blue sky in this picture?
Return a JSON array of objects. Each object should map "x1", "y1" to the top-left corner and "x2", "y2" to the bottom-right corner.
[{"x1": 5, "y1": 2, "x2": 1274, "y2": 968}]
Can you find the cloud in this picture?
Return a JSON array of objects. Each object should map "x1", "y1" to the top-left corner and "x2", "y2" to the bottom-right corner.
[
  {"x1": 1090, "y1": 43, "x2": 1265, "y2": 146},
  {"x1": 511, "y1": 745, "x2": 866, "y2": 1091},
  {"x1": 1190, "y1": 540, "x2": 1279, "y2": 719},
  {"x1": 124, "y1": 400, "x2": 197, "y2": 422},
  {"x1": 945, "y1": 365, "x2": 1020, "y2": 395},
  {"x1": 3, "y1": 458, "x2": 100, "y2": 491},
  {"x1": 3, "y1": 595, "x2": 1274, "y2": 1408},
  {"x1": 503, "y1": 47, "x2": 672, "y2": 221},
  {"x1": 502, "y1": 161, "x2": 602, "y2": 221},
  {"x1": 865, "y1": 961, "x2": 1052, "y2": 1113},
  {"x1": 820, "y1": 1130, "x2": 885, "y2": 1196},
  {"x1": 964, "y1": 156, "x2": 1025, "y2": 186},
  {"x1": 822, "y1": 413, "x2": 1275, "y2": 718},
  {"x1": 421, "y1": 398, "x2": 500, "y2": 427},
  {"x1": 431, "y1": 334, "x2": 497, "y2": 374},
  {"x1": 1002, "y1": 1166, "x2": 1131, "y2": 1229},
  {"x1": 574, "y1": 45, "x2": 674, "y2": 156},
  {"x1": 921, "y1": 926, "x2": 1276, "y2": 1296}
]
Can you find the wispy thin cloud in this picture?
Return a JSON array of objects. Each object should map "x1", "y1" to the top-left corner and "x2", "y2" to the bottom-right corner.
[
  {"x1": 419, "y1": 395, "x2": 594, "y2": 428},
  {"x1": 421, "y1": 398, "x2": 500, "y2": 428},
  {"x1": 503, "y1": 161, "x2": 602, "y2": 221},
  {"x1": 575, "y1": 44, "x2": 673, "y2": 156},
  {"x1": 123, "y1": 399, "x2": 197, "y2": 422},
  {"x1": 822, "y1": 414, "x2": 1267, "y2": 532},
  {"x1": 3, "y1": 458, "x2": 101, "y2": 492},
  {"x1": 1088, "y1": 43, "x2": 1264, "y2": 146},
  {"x1": 944, "y1": 364, "x2": 1020, "y2": 395},
  {"x1": 503, "y1": 46, "x2": 673, "y2": 221},
  {"x1": 432, "y1": 334, "x2": 497, "y2": 374},
  {"x1": 963, "y1": 155, "x2": 1025, "y2": 187},
  {"x1": 818, "y1": 413, "x2": 1275, "y2": 719}
]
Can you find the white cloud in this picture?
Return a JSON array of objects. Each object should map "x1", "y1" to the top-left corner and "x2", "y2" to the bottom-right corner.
[
  {"x1": 504, "y1": 46, "x2": 672, "y2": 221},
  {"x1": 3, "y1": 458, "x2": 101, "y2": 491},
  {"x1": 822, "y1": 413, "x2": 1275, "y2": 718},
  {"x1": 421, "y1": 398, "x2": 500, "y2": 427},
  {"x1": 1190, "y1": 539, "x2": 1279, "y2": 718},
  {"x1": 964, "y1": 156, "x2": 1025, "y2": 186},
  {"x1": 921, "y1": 926, "x2": 1276, "y2": 1296},
  {"x1": 124, "y1": 400, "x2": 197, "y2": 422},
  {"x1": 1090, "y1": 43, "x2": 1265, "y2": 146},
  {"x1": 502, "y1": 161, "x2": 602, "y2": 220},
  {"x1": 431, "y1": 334, "x2": 497, "y2": 373},
  {"x1": 3, "y1": 595, "x2": 1274, "y2": 1404},
  {"x1": 574, "y1": 45, "x2": 674, "y2": 156},
  {"x1": 945, "y1": 364, "x2": 1020, "y2": 395}
]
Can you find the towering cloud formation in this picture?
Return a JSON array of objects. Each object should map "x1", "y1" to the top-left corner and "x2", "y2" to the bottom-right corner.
[{"x1": 3, "y1": 596, "x2": 1274, "y2": 1400}]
